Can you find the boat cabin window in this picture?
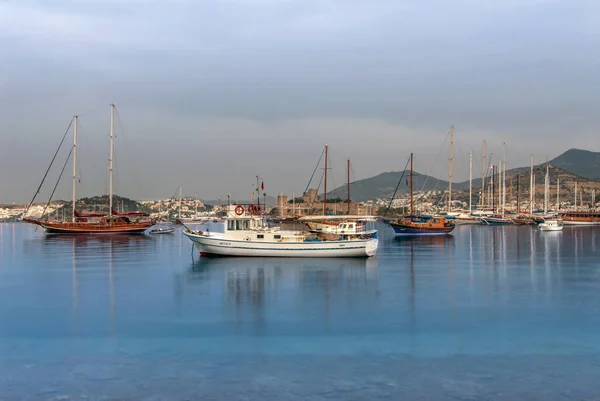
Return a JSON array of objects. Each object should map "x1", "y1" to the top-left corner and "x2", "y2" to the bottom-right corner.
[
  {"x1": 236, "y1": 220, "x2": 243, "y2": 230},
  {"x1": 257, "y1": 234, "x2": 264, "y2": 239},
  {"x1": 243, "y1": 220, "x2": 250, "y2": 230},
  {"x1": 274, "y1": 234, "x2": 281, "y2": 239},
  {"x1": 228, "y1": 220, "x2": 235, "y2": 230},
  {"x1": 433, "y1": 219, "x2": 439, "y2": 224}
]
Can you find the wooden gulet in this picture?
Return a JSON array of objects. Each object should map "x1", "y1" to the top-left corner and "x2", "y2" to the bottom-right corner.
[
  {"x1": 23, "y1": 105, "x2": 155, "y2": 234},
  {"x1": 388, "y1": 153, "x2": 456, "y2": 236}
]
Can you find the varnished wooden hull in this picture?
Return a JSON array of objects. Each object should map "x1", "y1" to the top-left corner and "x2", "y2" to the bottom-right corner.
[{"x1": 23, "y1": 218, "x2": 153, "y2": 234}]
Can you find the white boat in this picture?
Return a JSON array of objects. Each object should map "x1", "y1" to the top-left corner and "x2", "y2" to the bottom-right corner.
[
  {"x1": 299, "y1": 215, "x2": 378, "y2": 237},
  {"x1": 149, "y1": 226, "x2": 176, "y2": 235},
  {"x1": 539, "y1": 219, "x2": 563, "y2": 231},
  {"x1": 183, "y1": 204, "x2": 378, "y2": 258}
]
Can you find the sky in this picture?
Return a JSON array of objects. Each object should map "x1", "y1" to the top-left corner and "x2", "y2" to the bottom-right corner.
[{"x1": 1, "y1": 0, "x2": 599, "y2": 203}]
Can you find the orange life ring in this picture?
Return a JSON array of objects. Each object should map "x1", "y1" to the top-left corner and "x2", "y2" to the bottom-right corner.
[{"x1": 235, "y1": 205, "x2": 245, "y2": 215}]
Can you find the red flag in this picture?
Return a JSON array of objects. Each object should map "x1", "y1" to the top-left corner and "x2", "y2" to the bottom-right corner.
[
  {"x1": 406, "y1": 177, "x2": 408, "y2": 185},
  {"x1": 261, "y1": 181, "x2": 264, "y2": 190}
]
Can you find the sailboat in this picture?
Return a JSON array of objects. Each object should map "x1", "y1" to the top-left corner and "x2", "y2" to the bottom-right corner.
[
  {"x1": 388, "y1": 153, "x2": 455, "y2": 236},
  {"x1": 23, "y1": 105, "x2": 156, "y2": 234},
  {"x1": 479, "y1": 156, "x2": 514, "y2": 226}
]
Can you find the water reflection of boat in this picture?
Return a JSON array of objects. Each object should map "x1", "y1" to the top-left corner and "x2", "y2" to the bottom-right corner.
[
  {"x1": 393, "y1": 234, "x2": 455, "y2": 246},
  {"x1": 175, "y1": 257, "x2": 379, "y2": 309},
  {"x1": 42, "y1": 233, "x2": 153, "y2": 247}
]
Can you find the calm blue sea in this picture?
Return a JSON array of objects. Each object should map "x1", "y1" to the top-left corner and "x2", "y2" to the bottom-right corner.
[{"x1": 1, "y1": 222, "x2": 600, "y2": 400}]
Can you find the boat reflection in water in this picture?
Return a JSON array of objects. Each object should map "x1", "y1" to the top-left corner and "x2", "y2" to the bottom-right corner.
[
  {"x1": 174, "y1": 257, "x2": 380, "y2": 333},
  {"x1": 393, "y1": 234, "x2": 455, "y2": 246}
]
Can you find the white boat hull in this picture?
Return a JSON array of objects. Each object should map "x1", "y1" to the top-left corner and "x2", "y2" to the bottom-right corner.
[{"x1": 183, "y1": 232, "x2": 378, "y2": 258}]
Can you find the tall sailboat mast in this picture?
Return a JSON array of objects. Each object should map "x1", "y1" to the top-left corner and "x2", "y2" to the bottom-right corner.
[
  {"x1": 410, "y1": 152, "x2": 414, "y2": 215},
  {"x1": 448, "y1": 125, "x2": 454, "y2": 213},
  {"x1": 502, "y1": 143, "x2": 506, "y2": 217},
  {"x1": 72, "y1": 115, "x2": 78, "y2": 223},
  {"x1": 347, "y1": 158, "x2": 351, "y2": 215},
  {"x1": 491, "y1": 164, "x2": 495, "y2": 213},
  {"x1": 557, "y1": 179, "x2": 560, "y2": 212},
  {"x1": 481, "y1": 141, "x2": 486, "y2": 209},
  {"x1": 516, "y1": 172, "x2": 520, "y2": 213},
  {"x1": 323, "y1": 144, "x2": 328, "y2": 216},
  {"x1": 109, "y1": 104, "x2": 115, "y2": 217},
  {"x1": 530, "y1": 155, "x2": 534, "y2": 214},
  {"x1": 544, "y1": 163, "x2": 549, "y2": 214},
  {"x1": 469, "y1": 150, "x2": 472, "y2": 215}
]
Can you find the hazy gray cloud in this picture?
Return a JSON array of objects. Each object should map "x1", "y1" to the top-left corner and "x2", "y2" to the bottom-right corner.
[{"x1": 1, "y1": 0, "x2": 599, "y2": 203}]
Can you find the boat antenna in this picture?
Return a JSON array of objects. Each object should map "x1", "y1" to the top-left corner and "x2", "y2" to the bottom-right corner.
[{"x1": 382, "y1": 155, "x2": 411, "y2": 218}]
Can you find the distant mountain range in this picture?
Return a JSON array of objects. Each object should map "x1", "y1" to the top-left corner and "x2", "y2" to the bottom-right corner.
[
  {"x1": 548, "y1": 148, "x2": 600, "y2": 180},
  {"x1": 328, "y1": 148, "x2": 600, "y2": 202}
]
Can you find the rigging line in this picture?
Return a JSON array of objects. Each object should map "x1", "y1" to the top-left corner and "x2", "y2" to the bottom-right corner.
[
  {"x1": 382, "y1": 155, "x2": 412, "y2": 218},
  {"x1": 41, "y1": 146, "x2": 74, "y2": 219},
  {"x1": 419, "y1": 130, "x2": 450, "y2": 193},
  {"x1": 308, "y1": 171, "x2": 325, "y2": 211},
  {"x1": 304, "y1": 147, "x2": 325, "y2": 195},
  {"x1": 25, "y1": 118, "x2": 74, "y2": 214}
]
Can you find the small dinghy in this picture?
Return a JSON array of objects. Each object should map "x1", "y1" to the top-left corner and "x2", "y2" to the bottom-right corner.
[{"x1": 149, "y1": 226, "x2": 176, "y2": 235}]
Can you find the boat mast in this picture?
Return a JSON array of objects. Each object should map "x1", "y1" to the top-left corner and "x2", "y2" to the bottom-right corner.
[
  {"x1": 481, "y1": 140, "x2": 486, "y2": 210},
  {"x1": 497, "y1": 164, "x2": 501, "y2": 215},
  {"x1": 557, "y1": 179, "x2": 560, "y2": 212},
  {"x1": 410, "y1": 152, "x2": 414, "y2": 215},
  {"x1": 516, "y1": 172, "x2": 520, "y2": 213},
  {"x1": 109, "y1": 104, "x2": 115, "y2": 217},
  {"x1": 574, "y1": 182, "x2": 577, "y2": 209},
  {"x1": 323, "y1": 144, "x2": 328, "y2": 216},
  {"x1": 448, "y1": 125, "x2": 454, "y2": 213},
  {"x1": 491, "y1": 164, "x2": 495, "y2": 213},
  {"x1": 529, "y1": 155, "x2": 534, "y2": 214},
  {"x1": 469, "y1": 150, "x2": 472, "y2": 215},
  {"x1": 179, "y1": 186, "x2": 182, "y2": 219},
  {"x1": 502, "y1": 143, "x2": 506, "y2": 217},
  {"x1": 509, "y1": 172, "x2": 513, "y2": 211},
  {"x1": 72, "y1": 115, "x2": 78, "y2": 223},
  {"x1": 347, "y1": 158, "x2": 351, "y2": 215},
  {"x1": 544, "y1": 162, "x2": 549, "y2": 215}
]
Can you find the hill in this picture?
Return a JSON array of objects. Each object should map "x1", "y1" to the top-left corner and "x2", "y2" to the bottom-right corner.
[
  {"x1": 327, "y1": 171, "x2": 467, "y2": 202},
  {"x1": 548, "y1": 148, "x2": 600, "y2": 180},
  {"x1": 44, "y1": 195, "x2": 151, "y2": 216}
]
